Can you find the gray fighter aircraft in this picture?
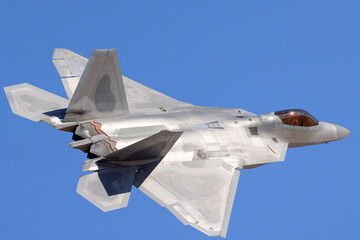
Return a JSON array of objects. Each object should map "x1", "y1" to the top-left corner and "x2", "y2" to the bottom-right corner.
[{"x1": 4, "y1": 49, "x2": 350, "y2": 238}]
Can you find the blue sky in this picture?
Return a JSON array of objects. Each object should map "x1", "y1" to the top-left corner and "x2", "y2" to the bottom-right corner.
[{"x1": 1, "y1": 1, "x2": 359, "y2": 239}]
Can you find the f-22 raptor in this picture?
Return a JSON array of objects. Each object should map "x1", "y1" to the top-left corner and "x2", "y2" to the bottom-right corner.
[{"x1": 4, "y1": 49, "x2": 350, "y2": 237}]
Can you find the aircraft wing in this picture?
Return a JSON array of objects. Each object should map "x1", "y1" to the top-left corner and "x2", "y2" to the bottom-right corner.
[
  {"x1": 134, "y1": 160, "x2": 239, "y2": 238},
  {"x1": 122, "y1": 75, "x2": 192, "y2": 111},
  {"x1": 132, "y1": 134, "x2": 288, "y2": 238}
]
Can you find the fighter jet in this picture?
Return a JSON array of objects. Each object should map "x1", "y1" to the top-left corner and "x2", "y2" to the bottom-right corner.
[{"x1": 4, "y1": 49, "x2": 350, "y2": 238}]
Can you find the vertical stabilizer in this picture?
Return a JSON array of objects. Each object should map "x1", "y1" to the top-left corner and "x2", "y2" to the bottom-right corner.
[
  {"x1": 63, "y1": 49, "x2": 129, "y2": 122},
  {"x1": 52, "y1": 48, "x2": 87, "y2": 99}
]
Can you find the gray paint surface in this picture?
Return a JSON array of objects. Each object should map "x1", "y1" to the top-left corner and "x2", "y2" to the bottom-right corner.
[{"x1": 4, "y1": 49, "x2": 351, "y2": 238}]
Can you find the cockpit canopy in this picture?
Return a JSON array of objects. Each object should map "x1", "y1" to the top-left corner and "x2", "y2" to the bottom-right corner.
[{"x1": 275, "y1": 109, "x2": 319, "y2": 127}]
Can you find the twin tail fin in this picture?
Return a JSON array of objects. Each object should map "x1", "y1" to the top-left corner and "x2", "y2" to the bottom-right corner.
[{"x1": 5, "y1": 49, "x2": 129, "y2": 124}]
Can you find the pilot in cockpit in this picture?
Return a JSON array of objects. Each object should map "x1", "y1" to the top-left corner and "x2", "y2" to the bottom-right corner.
[{"x1": 275, "y1": 109, "x2": 319, "y2": 127}]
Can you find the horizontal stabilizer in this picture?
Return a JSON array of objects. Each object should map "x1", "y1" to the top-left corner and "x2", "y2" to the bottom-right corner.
[
  {"x1": 99, "y1": 130, "x2": 183, "y2": 166},
  {"x1": 52, "y1": 48, "x2": 87, "y2": 99},
  {"x1": 77, "y1": 167, "x2": 136, "y2": 212},
  {"x1": 64, "y1": 49, "x2": 129, "y2": 122},
  {"x1": 4, "y1": 83, "x2": 69, "y2": 122}
]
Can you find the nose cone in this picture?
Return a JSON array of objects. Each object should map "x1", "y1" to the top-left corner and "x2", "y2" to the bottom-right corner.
[{"x1": 334, "y1": 124, "x2": 351, "y2": 140}]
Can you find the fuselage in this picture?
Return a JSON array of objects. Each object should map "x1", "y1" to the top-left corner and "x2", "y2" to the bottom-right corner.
[
  {"x1": 92, "y1": 106, "x2": 350, "y2": 169},
  {"x1": 5, "y1": 48, "x2": 352, "y2": 237}
]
